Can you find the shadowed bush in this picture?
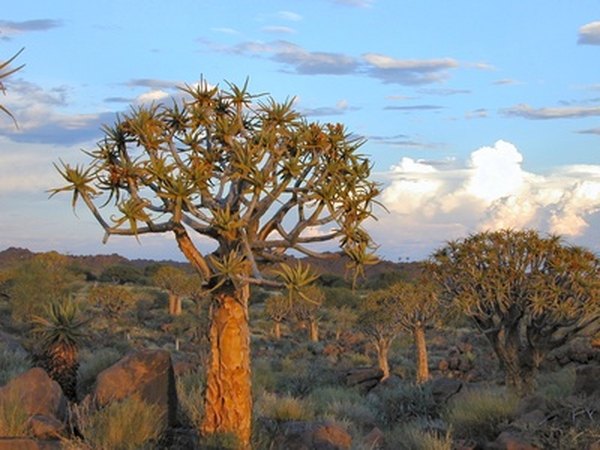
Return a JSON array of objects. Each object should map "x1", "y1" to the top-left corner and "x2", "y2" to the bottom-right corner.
[
  {"x1": 0, "y1": 344, "x2": 30, "y2": 386},
  {"x1": 444, "y1": 387, "x2": 518, "y2": 442},
  {"x1": 385, "y1": 420, "x2": 452, "y2": 450},
  {"x1": 254, "y1": 392, "x2": 315, "y2": 422}
]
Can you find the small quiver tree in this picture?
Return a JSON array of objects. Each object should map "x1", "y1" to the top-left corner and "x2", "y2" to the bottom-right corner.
[
  {"x1": 31, "y1": 299, "x2": 88, "y2": 402},
  {"x1": 357, "y1": 289, "x2": 404, "y2": 380},
  {"x1": 264, "y1": 293, "x2": 289, "y2": 339},
  {"x1": 0, "y1": 48, "x2": 24, "y2": 125},
  {"x1": 51, "y1": 78, "x2": 379, "y2": 447},
  {"x1": 292, "y1": 284, "x2": 325, "y2": 342},
  {"x1": 152, "y1": 265, "x2": 197, "y2": 315},
  {"x1": 384, "y1": 280, "x2": 440, "y2": 384},
  {"x1": 430, "y1": 229, "x2": 600, "y2": 395}
]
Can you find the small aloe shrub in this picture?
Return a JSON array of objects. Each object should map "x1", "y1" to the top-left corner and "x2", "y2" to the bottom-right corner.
[{"x1": 30, "y1": 299, "x2": 88, "y2": 402}]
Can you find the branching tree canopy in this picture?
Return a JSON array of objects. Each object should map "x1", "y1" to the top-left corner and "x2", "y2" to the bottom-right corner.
[
  {"x1": 384, "y1": 280, "x2": 439, "y2": 384},
  {"x1": 430, "y1": 229, "x2": 600, "y2": 394},
  {"x1": 52, "y1": 78, "x2": 379, "y2": 446},
  {"x1": 0, "y1": 48, "x2": 24, "y2": 125},
  {"x1": 152, "y1": 265, "x2": 197, "y2": 315}
]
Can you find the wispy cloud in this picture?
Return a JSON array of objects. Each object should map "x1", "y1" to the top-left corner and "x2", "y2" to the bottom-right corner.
[
  {"x1": 465, "y1": 108, "x2": 488, "y2": 119},
  {"x1": 384, "y1": 104, "x2": 443, "y2": 111},
  {"x1": 502, "y1": 103, "x2": 600, "y2": 119},
  {"x1": 577, "y1": 127, "x2": 600, "y2": 135},
  {"x1": 0, "y1": 19, "x2": 62, "y2": 40},
  {"x1": 578, "y1": 21, "x2": 600, "y2": 45},
  {"x1": 418, "y1": 88, "x2": 470, "y2": 96},
  {"x1": 301, "y1": 99, "x2": 359, "y2": 117},
  {"x1": 276, "y1": 11, "x2": 302, "y2": 21},
  {"x1": 211, "y1": 27, "x2": 240, "y2": 35},
  {"x1": 123, "y1": 78, "x2": 180, "y2": 90},
  {"x1": 261, "y1": 26, "x2": 295, "y2": 34},
  {"x1": 363, "y1": 53, "x2": 459, "y2": 85},
  {"x1": 493, "y1": 78, "x2": 520, "y2": 86},
  {"x1": 333, "y1": 0, "x2": 374, "y2": 7},
  {"x1": 368, "y1": 134, "x2": 440, "y2": 149}
]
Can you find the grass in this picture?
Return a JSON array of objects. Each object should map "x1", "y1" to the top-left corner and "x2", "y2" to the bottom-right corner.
[
  {"x1": 0, "y1": 389, "x2": 29, "y2": 437},
  {"x1": 254, "y1": 392, "x2": 315, "y2": 422},
  {"x1": 444, "y1": 387, "x2": 519, "y2": 442},
  {"x1": 386, "y1": 421, "x2": 452, "y2": 450},
  {"x1": 76, "y1": 396, "x2": 164, "y2": 450},
  {"x1": 77, "y1": 347, "x2": 123, "y2": 397},
  {"x1": 0, "y1": 344, "x2": 31, "y2": 386},
  {"x1": 176, "y1": 369, "x2": 205, "y2": 429}
]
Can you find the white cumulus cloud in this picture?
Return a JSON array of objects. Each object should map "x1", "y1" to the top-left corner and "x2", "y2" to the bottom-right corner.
[{"x1": 374, "y1": 140, "x2": 600, "y2": 259}]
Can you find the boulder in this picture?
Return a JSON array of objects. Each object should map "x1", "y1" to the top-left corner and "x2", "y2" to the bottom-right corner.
[
  {"x1": 0, "y1": 368, "x2": 67, "y2": 423},
  {"x1": 92, "y1": 349, "x2": 178, "y2": 426},
  {"x1": 573, "y1": 365, "x2": 600, "y2": 397},
  {"x1": 491, "y1": 431, "x2": 539, "y2": 450},
  {"x1": 27, "y1": 416, "x2": 64, "y2": 440},
  {"x1": 344, "y1": 367, "x2": 383, "y2": 392},
  {"x1": 0, "y1": 439, "x2": 62, "y2": 450},
  {"x1": 271, "y1": 421, "x2": 352, "y2": 450},
  {"x1": 430, "y1": 377, "x2": 463, "y2": 404}
]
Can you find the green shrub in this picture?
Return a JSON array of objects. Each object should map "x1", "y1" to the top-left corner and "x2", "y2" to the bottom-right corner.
[
  {"x1": 254, "y1": 392, "x2": 315, "y2": 422},
  {"x1": 385, "y1": 421, "x2": 452, "y2": 450},
  {"x1": 308, "y1": 386, "x2": 375, "y2": 426},
  {"x1": 78, "y1": 397, "x2": 164, "y2": 450},
  {"x1": 199, "y1": 432, "x2": 241, "y2": 449},
  {"x1": 177, "y1": 370, "x2": 205, "y2": 429},
  {"x1": 535, "y1": 366, "x2": 576, "y2": 402},
  {"x1": 0, "y1": 389, "x2": 29, "y2": 437},
  {"x1": 444, "y1": 387, "x2": 518, "y2": 442},
  {"x1": 323, "y1": 287, "x2": 361, "y2": 309},
  {"x1": 368, "y1": 382, "x2": 439, "y2": 427},
  {"x1": 0, "y1": 345, "x2": 30, "y2": 385}
]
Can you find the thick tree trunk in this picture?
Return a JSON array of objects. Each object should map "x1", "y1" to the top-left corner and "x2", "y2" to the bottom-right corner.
[
  {"x1": 490, "y1": 327, "x2": 538, "y2": 396},
  {"x1": 376, "y1": 338, "x2": 390, "y2": 380},
  {"x1": 413, "y1": 325, "x2": 429, "y2": 384},
  {"x1": 168, "y1": 294, "x2": 182, "y2": 316},
  {"x1": 201, "y1": 284, "x2": 252, "y2": 448},
  {"x1": 309, "y1": 319, "x2": 319, "y2": 342},
  {"x1": 273, "y1": 321, "x2": 281, "y2": 339}
]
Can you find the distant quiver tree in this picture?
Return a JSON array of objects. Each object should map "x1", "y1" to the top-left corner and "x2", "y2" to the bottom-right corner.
[
  {"x1": 430, "y1": 229, "x2": 600, "y2": 394},
  {"x1": 51, "y1": 78, "x2": 379, "y2": 446}
]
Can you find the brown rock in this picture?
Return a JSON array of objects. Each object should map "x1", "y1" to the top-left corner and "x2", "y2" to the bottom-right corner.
[
  {"x1": 573, "y1": 365, "x2": 600, "y2": 396},
  {"x1": 430, "y1": 377, "x2": 463, "y2": 404},
  {"x1": 0, "y1": 368, "x2": 67, "y2": 421},
  {"x1": 272, "y1": 421, "x2": 352, "y2": 450},
  {"x1": 27, "y1": 415, "x2": 65, "y2": 440},
  {"x1": 0, "y1": 439, "x2": 62, "y2": 450},
  {"x1": 493, "y1": 431, "x2": 539, "y2": 450},
  {"x1": 344, "y1": 367, "x2": 383, "y2": 392},
  {"x1": 93, "y1": 349, "x2": 178, "y2": 426}
]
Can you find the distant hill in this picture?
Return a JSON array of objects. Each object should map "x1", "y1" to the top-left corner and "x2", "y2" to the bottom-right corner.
[{"x1": 0, "y1": 246, "x2": 422, "y2": 284}]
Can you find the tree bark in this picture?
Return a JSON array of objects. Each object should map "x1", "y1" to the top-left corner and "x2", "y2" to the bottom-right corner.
[
  {"x1": 413, "y1": 325, "x2": 429, "y2": 384},
  {"x1": 201, "y1": 284, "x2": 252, "y2": 448},
  {"x1": 168, "y1": 294, "x2": 182, "y2": 316},
  {"x1": 376, "y1": 338, "x2": 390, "y2": 380},
  {"x1": 309, "y1": 319, "x2": 319, "y2": 342},
  {"x1": 273, "y1": 321, "x2": 281, "y2": 339}
]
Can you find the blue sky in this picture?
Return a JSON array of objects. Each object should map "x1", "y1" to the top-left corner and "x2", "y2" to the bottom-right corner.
[{"x1": 1, "y1": 0, "x2": 599, "y2": 261}]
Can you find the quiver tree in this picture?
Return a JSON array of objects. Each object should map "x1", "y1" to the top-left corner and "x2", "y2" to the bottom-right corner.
[
  {"x1": 264, "y1": 293, "x2": 290, "y2": 339},
  {"x1": 357, "y1": 290, "x2": 404, "y2": 380},
  {"x1": 430, "y1": 229, "x2": 600, "y2": 394},
  {"x1": 292, "y1": 284, "x2": 324, "y2": 342},
  {"x1": 152, "y1": 265, "x2": 197, "y2": 315},
  {"x1": 384, "y1": 280, "x2": 439, "y2": 384},
  {"x1": 87, "y1": 283, "x2": 135, "y2": 319},
  {"x1": 52, "y1": 79, "x2": 379, "y2": 447}
]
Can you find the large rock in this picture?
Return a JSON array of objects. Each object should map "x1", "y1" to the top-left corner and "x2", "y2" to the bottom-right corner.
[
  {"x1": 0, "y1": 439, "x2": 62, "y2": 450},
  {"x1": 0, "y1": 368, "x2": 68, "y2": 433},
  {"x1": 271, "y1": 421, "x2": 352, "y2": 450},
  {"x1": 573, "y1": 365, "x2": 600, "y2": 396},
  {"x1": 344, "y1": 367, "x2": 383, "y2": 392},
  {"x1": 430, "y1": 377, "x2": 463, "y2": 404},
  {"x1": 92, "y1": 349, "x2": 177, "y2": 426}
]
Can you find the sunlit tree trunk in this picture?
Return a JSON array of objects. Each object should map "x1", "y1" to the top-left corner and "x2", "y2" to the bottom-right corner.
[
  {"x1": 309, "y1": 319, "x2": 319, "y2": 342},
  {"x1": 201, "y1": 284, "x2": 252, "y2": 448},
  {"x1": 273, "y1": 321, "x2": 281, "y2": 339},
  {"x1": 375, "y1": 338, "x2": 391, "y2": 380},
  {"x1": 168, "y1": 294, "x2": 182, "y2": 316},
  {"x1": 413, "y1": 325, "x2": 429, "y2": 384}
]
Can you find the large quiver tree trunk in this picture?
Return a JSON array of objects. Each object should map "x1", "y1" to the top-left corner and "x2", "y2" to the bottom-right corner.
[{"x1": 201, "y1": 283, "x2": 252, "y2": 448}]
